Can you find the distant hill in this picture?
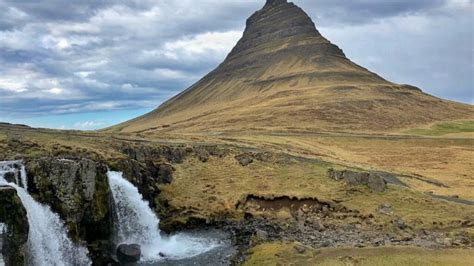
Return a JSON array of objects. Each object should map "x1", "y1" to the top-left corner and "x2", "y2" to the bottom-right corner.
[{"x1": 111, "y1": 0, "x2": 473, "y2": 134}]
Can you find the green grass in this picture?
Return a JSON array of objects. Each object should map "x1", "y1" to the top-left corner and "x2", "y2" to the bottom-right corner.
[{"x1": 405, "y1": 121, "x2": 474, "y2": 136}]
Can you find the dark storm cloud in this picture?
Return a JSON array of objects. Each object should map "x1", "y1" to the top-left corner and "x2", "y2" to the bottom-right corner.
[{"x1": 0, "y1": 0, "x2": 472, "y2": 121}]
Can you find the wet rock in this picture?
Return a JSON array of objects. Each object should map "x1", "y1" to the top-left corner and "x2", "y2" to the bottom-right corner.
[
  {"x1": 235, "y1": 154, "x2": 254, "y2": 166},
  {"x1": 25, "y1": 158, "x2": 112, "y2": 249},
  {"x1": 3, "y1": 172, "x2": 16, "y2": 184},
  {"x1": 0, "y1": 186, "x2": 28, "y2": 265},
  {"x1": 117, "y1": 244, "x2": 141, "y2": 263}
]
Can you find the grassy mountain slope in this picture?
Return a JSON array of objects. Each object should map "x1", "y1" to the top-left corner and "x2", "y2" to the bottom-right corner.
[{"x1": 110, "y1": 0, "x2": 473, "y2": 134}]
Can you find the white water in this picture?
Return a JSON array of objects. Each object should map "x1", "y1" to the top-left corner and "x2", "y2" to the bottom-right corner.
[
  {"x1": 107, "y1": 171, "x2": 219, "y2": 262},
  {"x1": 0, "y1": 161, "x2": 91, "y2": 266}
]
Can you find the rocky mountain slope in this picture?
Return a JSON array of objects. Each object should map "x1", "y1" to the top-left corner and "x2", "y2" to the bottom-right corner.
[{"x1": 111, "y1": 0, "x2": 473, "y2": 134}]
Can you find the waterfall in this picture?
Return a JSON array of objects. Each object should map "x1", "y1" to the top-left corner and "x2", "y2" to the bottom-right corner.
[
  {"x1": 107, "y1": 171, "x2": 219, "y2": 262},
  {"x1": 0, "y1": 161, "x2": 91, "y2": 266}
]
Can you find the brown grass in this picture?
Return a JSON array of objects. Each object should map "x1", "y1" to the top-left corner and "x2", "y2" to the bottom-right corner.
[
  {"x1": 159, "y1": 155, "x2": 473, "y2": 229},
  {"x1": 244, "y1": 242, "x2": 474, "y2": 266},
  {"x1": 207, "y1": 132, "x2": 474, "y2": 200}
]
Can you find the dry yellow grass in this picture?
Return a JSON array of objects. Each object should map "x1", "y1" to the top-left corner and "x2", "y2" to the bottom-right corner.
[
  {"x1": 159, "y1": 155, "x2": 473, "y2": 229},
  {"x1": 158, "y1": 156, "x2": 345, "y2": 220},
  {"x1": 208, "y1": 133, "x2": 474, "y2": 200},
  {"x1": 244, "y1": 242, "x2": 474, "y2": 266}
]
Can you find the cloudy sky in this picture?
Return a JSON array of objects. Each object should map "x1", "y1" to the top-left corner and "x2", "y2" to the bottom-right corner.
[{"x1": 0, "y1": 0, "x2": 472, "y2": 130}]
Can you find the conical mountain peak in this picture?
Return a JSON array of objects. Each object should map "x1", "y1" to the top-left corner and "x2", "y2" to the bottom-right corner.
[
  {"x1": 264, "y1": 0, "x2": 287, "y2": 7},
  {"x1": 112, "y1": 1, "x2": 473, "y2": 134},
  {"x1": 227, "y1": 0, "x2": 342, "y2": 59}
]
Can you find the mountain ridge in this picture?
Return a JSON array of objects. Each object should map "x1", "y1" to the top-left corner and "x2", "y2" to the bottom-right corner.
[{"x1": 110, "y1": 0, "x2": 473, "y2": 134}]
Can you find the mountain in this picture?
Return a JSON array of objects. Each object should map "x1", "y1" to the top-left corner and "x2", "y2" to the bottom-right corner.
[{"x1": 111, "y1": 0, "x2": 473, "y2": 134}]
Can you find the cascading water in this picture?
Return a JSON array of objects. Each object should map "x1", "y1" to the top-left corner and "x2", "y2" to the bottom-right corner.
[
  {"x1": 0, "y1": 161, "x2": 91, "y2": 266},
  {"x1": 107, "y1": 171, "x2": 219, "y2": 262}
]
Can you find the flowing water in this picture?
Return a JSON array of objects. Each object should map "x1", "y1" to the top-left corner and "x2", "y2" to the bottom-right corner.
[
  {"x1": 0, "y1": 161, "x2": 91, "y2": 266},
  {"x1": 107, "y1": 171, "x2": 220, "y2": 262}
]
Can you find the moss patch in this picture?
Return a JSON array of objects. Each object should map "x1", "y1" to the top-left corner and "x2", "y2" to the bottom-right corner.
[{"x1": 404, "y1": 120, "x2": 474, "y2": 136}]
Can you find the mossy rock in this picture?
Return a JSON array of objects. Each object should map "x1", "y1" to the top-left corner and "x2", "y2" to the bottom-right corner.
[{"x1": 0, "y1": 185, "x2": 29, "y2": 265}]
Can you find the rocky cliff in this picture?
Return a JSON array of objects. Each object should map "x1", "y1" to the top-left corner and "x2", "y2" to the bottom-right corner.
[{"x1": 0, "y1": 186, "x2": 28, "y2": 265}]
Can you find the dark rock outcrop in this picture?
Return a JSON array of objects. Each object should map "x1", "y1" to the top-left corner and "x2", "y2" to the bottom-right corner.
[
  {"x1": 327, "y1": 169, "x2": 387, "y2": 192},
  {"x1": 25, "y1": 158, "x2": 112, "y2": 262},
  {"x1": 235, "y1": 154, "x2": 254, "y2": 166},
  {"x1": 111, "y1": 144, "x2": 229, "y2": 209},
  {"x1": 228, "y1": 0, "x2": 345, "y2": 61},
  {"x1": 0, "y1": 186, "x2": 28, "y2": 266},
  {"x1": 117, "y1": 244, "x2": 141, "y2": 263}
]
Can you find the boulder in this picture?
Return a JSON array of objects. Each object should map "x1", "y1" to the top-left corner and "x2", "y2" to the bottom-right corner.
[
  {"x1": 194, "y1": 147, "x2": 210, "y2": 162},
  {"x1": 235, "y1": 154, "x2": 254, "y2": 166},
  {"x1": 293, "y1": 245, "x2": 306, "y2": 254},
  {"x1": 368, "y1": 173, "x2": 387, "y2": 193},
  {"x1": 117, "y1": 244, "x2": 141, "y2": 263},
  {"x1": 3, "y1": 172, "x2": 16, "y2": 184},
  {"x1": 392, "y1": 217, "x2": 407, "y2": 230},
  {"x1": 156, "y1": 163, "x2": 174, "y2": 184},
  {"x1": 255, "y1": 229, "x2": 269, "y2": 242},
  {"x1": 327, "y1": 169, "x2": 387, "y2": 192}
]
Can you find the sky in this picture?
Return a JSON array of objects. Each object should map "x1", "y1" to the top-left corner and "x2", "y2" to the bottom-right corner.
[{"x1": 0, "y1": 0, "x2": 472, "y2": 130}]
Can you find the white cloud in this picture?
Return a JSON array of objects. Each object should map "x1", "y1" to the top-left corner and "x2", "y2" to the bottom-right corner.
[
  {"x1": 0, "y1": 0, "x2": 472, "y2": 122},
  {"x1": 72, "y1": 120, "x2": 106, "y2": 130},
  {"x1": 163, "y1": 31, "x2": 242, "y2": 58},
  {"x1": 0, "y1": 78, "x2": 27, "y2": 92},
  {"x1": 47, "y1": 87, "x2": 64, "y2": 94},
  {"x1": 56, "y1": 39, "x2": 70, "y2": 50}
]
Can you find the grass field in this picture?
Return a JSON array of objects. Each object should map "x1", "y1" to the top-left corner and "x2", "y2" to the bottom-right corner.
[
  {"x1": 404, "y1": 120, "x2": 474, "y2": 137},
  {"x1": 158, "y1": 155, "x2": 473, "y2": 230},
  {"x1": 244, "y1": 242, "x2": 474, "y2": 266},
  {"x1": 207, "y1": 132, "x2": 474, "y2": 200}
]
